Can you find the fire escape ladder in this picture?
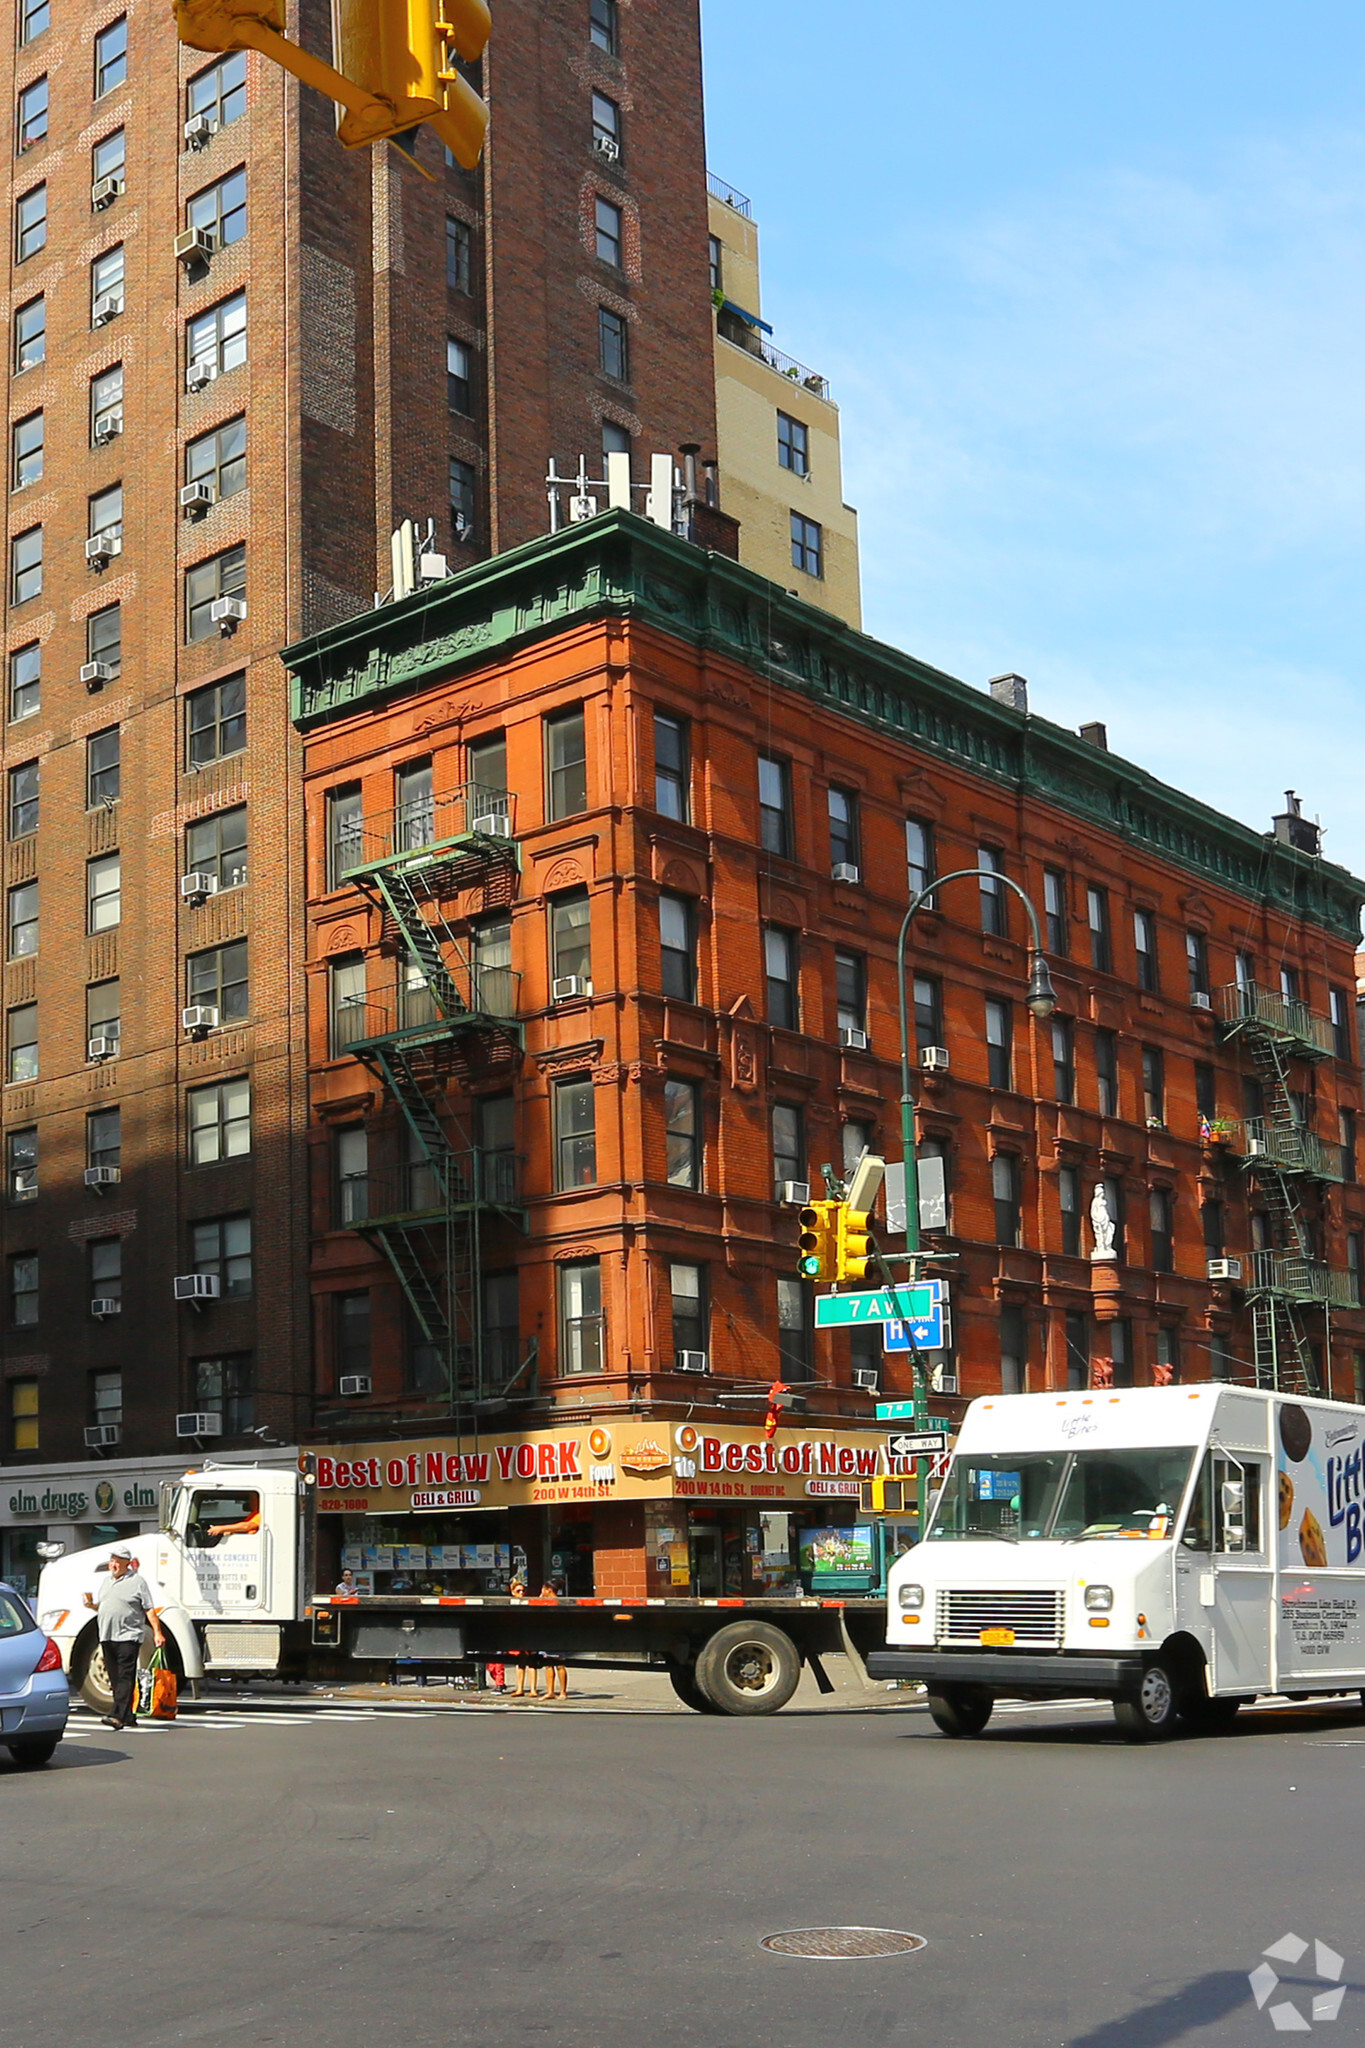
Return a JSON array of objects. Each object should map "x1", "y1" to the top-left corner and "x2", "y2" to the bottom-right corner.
[
  {"x1": 1231, "y1": 1007, "x2": 1318, "y2": 1393},
  {"x1": 371, "y1": 867, "x2": 467, "y2": 1019}
]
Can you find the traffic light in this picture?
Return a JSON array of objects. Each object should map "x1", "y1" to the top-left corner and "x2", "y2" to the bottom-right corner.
[
  {"x1": 797, "y1": 1201, "x2": 838, "y2": 1281},
  {"x1": 331, "y1": 0, "x2": 490, "y2": 166},
  {"x1": 835, "y1": 1206, "x2": 872, "y2": 1283}
]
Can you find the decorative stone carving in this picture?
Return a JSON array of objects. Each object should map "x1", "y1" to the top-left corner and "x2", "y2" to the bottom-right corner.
[
  {"x1": 1090, "y1": 1183, "x2": 1116, "y2": 1259},
  {"x1": 660, "y1": 859, "x2": 701, "y2": 895},
  {"x1": 543, "y1": 858, "x2": 586, "y2": 892}
]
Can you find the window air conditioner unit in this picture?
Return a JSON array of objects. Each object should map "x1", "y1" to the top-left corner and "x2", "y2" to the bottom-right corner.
[
  {"x1": 180, "y1": 480, "x2": 216, "y2": 514},
  {"x1": 91, "y1": 174, "x2": 124, "y2": 209},
  {"x1": 1247, "y1": 1135, "x2": 1267, "y2": 1157},
  {"x1": 93, "y1": 410, "x2": 123, "y2": 444},
  {"x1": 471, "y1": 812, "x2": 512, "y2": 837},
  {"x1": 186, "y1": 358, "x2": 218, "y2": 392},
  {"x1": 921, "y1": 1046, "x2": 950, "y2": 1071},
  {"x1": 83, "y1": 1165, "x2": 121, "y2": 1189},
  {"x1": 174, "y1": 1273, "x2": 221, "y2": 1303},
  {"x1": 675, "y1": 1351, "x2": 708, "y2": 1374},
  {"x1": 210, "y1": 595, "x2": 247, "y2": 633},
  {"x1": 180, "y1": 871, "x2": 218, "y2": 904},
  {"x1": 338, "y1": 1374, "x2": 372, "y2": 1397},
  {"x1": 92, "y1": 291, "x2": 123, "y2": 326},
  {"x1": 85, "y1": 530, "x2": 122, "y2": 567},
  {"x1": 177, "y1": 1411, "x2": 222, "y2": 1438},
  {"x1": 777, "y1": 1180, "x2": 810, "y2": 1205},
  {"x1": 1206, "y1": 1257, "x2": 1243, "y2": 1282},
  {"x1": 552, "y1": 975, "x2": 587, "y2": 1002},
  {"x1": 839, "y1": 1027, "x2": 870, "y2": 1051},
  {"x1": 832, "y1": 862, "x2": 861, "y2": 884},
  {"x1": 592, "y1": 134, "x2": 620, "y2": 162},
  {"x1": 175, "y1": 225, "x2": 216, "y2": 265},
  {"x1": 929, "y1": 1366, "x2": 958, "y2": 1395},
  {"x1": 91, "y1": 1297, "x2": 121, "y2": 1319},
  {"x1": 183, "y1": 113, "x2": 218, "y2": 148},
  {"x1": 84, "y1": 1424, "x2": 122, "y2": 1448},
  {"x1": 86, "y1": 1035, "x2": 118, "y2": 1063},
  {"x1": 80, "y1": 661, "x2": 115, "y2": 691},
  {"x1": 1191, "y1": 991, "x2": 1212, "y2": 1010},
  {"x1": 182, "y1": 1004, "x2": 220, "y2": 1035},
  {"x1": 852, "y1": 1368, "x2": 880, "y2": 1392}
]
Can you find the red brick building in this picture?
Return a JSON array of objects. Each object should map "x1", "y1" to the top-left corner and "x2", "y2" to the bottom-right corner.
[{"x1": 282, "y1": 510, "x2": 1365, "y2": 1593}]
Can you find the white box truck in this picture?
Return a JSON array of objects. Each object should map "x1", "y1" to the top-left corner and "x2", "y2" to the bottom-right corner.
[{"x1": 869, "y1": 1384, "x2": 1365, "y2": 1740}]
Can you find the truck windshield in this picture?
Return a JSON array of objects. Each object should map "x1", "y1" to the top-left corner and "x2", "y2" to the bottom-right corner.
[{"x1": 928, "y1": 1448, "x2": 1195, "y2": 1542}]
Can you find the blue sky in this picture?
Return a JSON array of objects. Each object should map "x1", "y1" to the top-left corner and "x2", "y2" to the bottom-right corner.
[{"x1": 700, "y1": 2, "x2": 1365, "y2": 882}]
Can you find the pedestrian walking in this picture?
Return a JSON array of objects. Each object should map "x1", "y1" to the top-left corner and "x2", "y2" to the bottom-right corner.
[
  {"x1": 539, "y1": 1582, "x2": 569, "y2": 1702},
  {"x1": 508, "y1": 1575, "x2": 540, "y2": 1698},
  {"x1": 84, "y1": 1547, "x2": 165, "y2": 1731}
]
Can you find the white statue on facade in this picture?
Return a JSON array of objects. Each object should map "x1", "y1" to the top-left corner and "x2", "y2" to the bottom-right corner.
[{"x1": 1090, "y1": 1183, "x2": 1116, "y2": 1260}]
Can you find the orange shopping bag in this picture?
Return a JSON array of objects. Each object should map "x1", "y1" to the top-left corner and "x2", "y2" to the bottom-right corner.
[{"x1": 148, "y1": 1648, "x2": 178, "y2": 1721}]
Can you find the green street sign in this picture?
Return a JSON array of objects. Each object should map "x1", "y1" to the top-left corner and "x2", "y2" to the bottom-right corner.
[
  {"x1": 876, "y1": 1404, "x2": 952, "y2": 1426},
  {"x1": 814, "y1": 1286, "x2": 936, "y2": 1328}
]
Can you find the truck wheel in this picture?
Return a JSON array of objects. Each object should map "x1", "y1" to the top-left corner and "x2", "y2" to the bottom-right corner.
[
  {"x1": 926, "y1": 1686, "x2": 993, "y2": 1737},
  {"x1": 76, "y1": 1632, "x2": 114, "y2": 1715},
  {"x1": 7, "y1": 1736, "x2": 59, "y2": 1769},
  {"x1": 693, "y1": 1622, "x2": 801, "y2": 1716},
  {"x1": 1114, "y1": 1661, "x2": 1181, "y2": 1741},
  {"x1": 668, "y1": 1664, "x2": 723, "y2": 1714}
]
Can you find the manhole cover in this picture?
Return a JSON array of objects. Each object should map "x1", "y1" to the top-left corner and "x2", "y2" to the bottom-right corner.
[{"x1": 760, "y1": 1927, "x2": 926, "y2": 1960}]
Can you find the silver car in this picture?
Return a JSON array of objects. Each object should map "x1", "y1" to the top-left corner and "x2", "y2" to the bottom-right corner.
[{"x1": 0, "y1": 1579, "x2": 69, "y2": 1768}]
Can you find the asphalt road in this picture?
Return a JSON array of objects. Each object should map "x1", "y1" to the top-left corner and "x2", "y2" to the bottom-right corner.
[{"x1": 5, "y1": 1688, "x2": 1364, "y2": 2048}]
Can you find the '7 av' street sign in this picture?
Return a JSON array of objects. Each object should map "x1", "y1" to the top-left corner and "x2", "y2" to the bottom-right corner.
[{"x1": 815, "y1": 1283, "x2": 941, "y2": 1328}]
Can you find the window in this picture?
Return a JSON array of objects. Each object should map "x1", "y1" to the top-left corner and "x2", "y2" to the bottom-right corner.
[
  {"x1": 1280, "y1": 964, "x2": 1300, "y2": 1003},
  {"x1": 555, "y1": 1076, "x2": 597, "y2": 1189},
  {"x1": 1349, "y1": 1232, "x2": 1364, "y2": 1308},
  {"x1": 1041, "y1": 868, "x2": 1068, "y2": 955},
  {"x1": 765, "y1": 927, "x2": 797, "y2": 1029},
  {"x1": 446, "y1": 335, "x2": 473, "y2": 414},
  {"x1": 550, "y1": 891, "x2": 592, "y2": 991},
  {"x1": 758, "y1": 754, "x2": 792, "y2": 857},
  {"x1": 186, "y1": 545, "x2": 245, "y2": 641},
  {"x1": 89, "y1": 1238, "x2": 120, "y2": 1311},
  {"x1": 664, "y1": 1078, "x2": 701, "y2": 1190},
  {"x1": 1154, "y1": 1328, "x2": 1179, "y2": 1386},
  {"x1": 1340, "y1": 1108, "x2": 1357, "y2": 1183},
  {"x1": 186, "y1": 415, "x2": 246, "y2": 501},
  {"x1": 559, "y1": 1259, "x2": 603, "y2": 1375},
  {"x1": 87, "y1": 605, "x2": 122, "y2": 679},
  {"x1": 1330, "y1": 988, "x2": 1354, "y2": 1062},
  {"x1": 546, "y1": 708, "x2": 587, "y2": 819},
  {"x1": 10, "y1": 1379, "x2": 38, "y2": 1452},
  {"x1": 11, "y1": 526, "x2": 41, "y2": 604},
  {"x1": 19, "y1": 0, "x2": 49, "y2": 45},
  {"x1": 1086, "y1": 885, "x2": 1111, "y2": 973},
  {"x1": 88, "y1": 1107, "x2": 120, "y2": 1172},
  {"x1": 93, "y1": 128, "x2": 126, "y2": 186},
  {"x1": 88, "y1": 481, "x2": 122, "y2": 544},
  {"x1": 1107, "y1": 1319, "x2": 1134, "y2": 1389},
  {"x1": 8, "y1": 1126, "x2": 37, "y2": 1201},
  {"x1": 601, "y1": 421, "x2": 631, "y2": 474},
  {"x1": 187, "y1": 805, "x2": 247, "y2": 891},
  {"x1": 1235, "y1": 949, "x2": 1255, "y2": 993},
  {"x1": 189, "y1": 939, "x2": 248, "y2": 1023},
  {"x1": 403, "y1": 1123, "x2": 437, "y2": 1214},
  {"x1": 1059, "y1": 1165, "x2": 1082, "y2": 1257},
  {"x1": 188, "y1": 50, "x2": 247, "y2": 128},
  {"x1": 771, "y1": 1103, "x2": 804, "y2": 1195},
  {"x1": 446, "y1": 214, "x2": 472, "y2": 291},
  {"x1": 95, "y1": 16, "x2": 128, "y2": 97},
  {"x1": 87, "y1": 980, "x2": 120, "y2": 1049},
  {"x1": 1142, "y1": 1045, "x2": 1165, "y2": 1124},
  {"x1": 326, "y1": 784, "x2": 361, "y2": 887},
  {"x1": 1186, "y1": 930, "x2": 1210, "y2": 999},
  {"x1": 14, "y1": 296, "x2": 44, "y2": 372},
  {"x1": 9, "y1": 1252, "x2": 37, "y2": 1330},
  {"x1": 1065, "y1": 1309, "x2": 1090, "y2": 1390},
  {"x1": 778, "y1": 412, "x2": 809, "y2": 476},
  {"x1": 449, "y1": 457, "x2": 476, "y2": 539},
  {"x1": 11, "y1": 411, "x2": 42, "y2": 490},
  {"x1": 842, "y1": 1121, "x2": 873, "y2": 1179},
  {"x1": 913, "y1": 974, "x2": 943, "y2": 1053},
  {"x1": 835, "y1": 950, "x2": 865, "y2": 1037},
  {"x1": 17, "y1": 75, "x2": 47, "y2": 151},
  {"x1": 1051, "y1": 1016, "x2": 1075, "y2": 1103},
  {"x1": 776, "y1": 1274, "x2": 811, "y2": 1380},
  {"x1": 977, "y1": 847, "x2": 1006, "y2": 935},
  {"x1": 92, "y1": 1371, "x2": 121, "y2": 1429},
  {"x1": 906, "y1": 817, "x2": 935, "y2": 901},
  {"x1": 589, "y1": 0, "x2": 619, "y2": 54},
  {"x1": 481, "y1": 1270, "x2": 520, "y2": 1387},
  {"x1": 192, "y1": 1214, "x2": 252, "y2": 1297},
  {"x1": 188, "y1": 1077, "x2": 250, "y2": 1164},
  {"x1": 667, "y1": 1262, "x2": 707, "y2": 1364},
  {"x1": 659, "y1": 894, "x2": 696, "y2": 1002},
  {"x1": 334, "y1": 1126, "x2": 368, "y2": 1226},
  {"x1": 595, "y1": 196, "x2": 623, "y2": 267},
  {"x1": 7, "y1": 1003, "x2": 37, "y2": 1082},
  {"x1": 8, "y1": 761, "x2": 38, "y2": 839},
  {"x1": 335, "y1": 1292, "x2": 370, "y2": 1382},
  {"x1": 790, "y1": 511, "x2": 823, "y2": 577},
  {"x1": 188, "y1": 291, "x2": 246, "y2": 376},
  {"x1": 8, "y1": 644, "x2": 39, "y2": 723},
  {"x1": 1134, "y1": 909, "x2": 1159, "y2": 991},
  {"x1": 86, "y1": 727, "x2": 120, "y2": 806},
  {"x1": 477, "y1": 1094, "x2": 515, "y2": 1206},
  {"x1": 471, "y1": 912, "x2": 511, "y2": 1010},
  {"x1": 193, "y1": 1355, "x2": 253, "y2": 1435},
  {"x1": 1195, "y1": 1061, "x2": 1217, "y2": 1121},
  {"x1": 1000, "y1": 1305, "x2": 1028, "y2": 1395},
  {"x1": 985, "y1": 998, "x2": 1012, "y2": 1090},
  {"x1": 591, "y1": 91, "x2": 621, "y2": 158},
  {"x1": 598, "y1": 305, "x2": 629, "y2": 380},
  {"x1": 91, "y1": 243, "x2": 125, "y2": 319},
  {"x1": 1095, "y1": 1027, "x2": 1119, "y2": 1117},
  {"x1": 467, "y1": 730, "x2": 506, "y2": 803},
  {"x1": 87, "y1": 854, "x2": 121, "y2": 933},
  {"x1": 708, "y1": 232, "x2": 722, "y2": 292},
  {"x1": 188, "y1": 167, "x2": 246, "y2": 248},
  {"x1": 828, "y1": 787, "x2": 858, "y2": 873},
  {"x1": 1150, "y1": 1188, "x2": 1174, "y2": 1272},
  {"x1": 16, "y1": 184, "x2": 46, "y2": 260},
  {"x1": 7, "y1": 883, "x2": 37, "y2": 959},
  {"x1": 993, "y1": 1154, "x2": 1021, "y2": 1245},
  {"x1": 654, "y1": 711, "x2": 689, "y2": 821}
]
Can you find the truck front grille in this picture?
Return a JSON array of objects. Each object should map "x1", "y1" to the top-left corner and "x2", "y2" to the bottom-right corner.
[{"x1": 937, "y1": 1587, "x2": 1064, "y2": 1647}]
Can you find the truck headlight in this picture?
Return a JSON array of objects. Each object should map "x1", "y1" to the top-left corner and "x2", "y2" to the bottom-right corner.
[
  {"x1": 898, "y1": 1583, "x2": 925, "y2": 1611},
  {"x1": 1084, "y1": 1584, "x2": 1114, "y2": 1611}
]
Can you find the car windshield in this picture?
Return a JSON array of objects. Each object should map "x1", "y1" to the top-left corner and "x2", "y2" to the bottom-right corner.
[
  {"x1": 0, "y1": 1587, "x2": 35, "y2": 1636},
  {"x1": 927, "y1": 1448, "x2": 1195, "y2": 1542}
]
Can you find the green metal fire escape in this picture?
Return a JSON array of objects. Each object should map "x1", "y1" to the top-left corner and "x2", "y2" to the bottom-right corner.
[
  {"x1": 338, "y1": 782, "x2": 522, "y2": 1407},
  {"x1": 1220, "y1": 982, "x2": 1352, "y2": 1393}
]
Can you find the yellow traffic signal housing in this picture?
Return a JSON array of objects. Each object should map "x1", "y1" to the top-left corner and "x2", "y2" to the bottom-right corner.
[
  {"x1": 797, "y1": 1201, "x2": 838, "y2": 1282},
  {"x1": 332, "y1": 0, "x2": 490, "y2": 166},
  {"x1": 835, "y1": 1206, "x2": 872, "y2": 1283}
]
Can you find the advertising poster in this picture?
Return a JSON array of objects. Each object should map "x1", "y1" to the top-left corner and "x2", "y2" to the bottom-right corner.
[
  {"x1": 1275, "y1": 1401, "x2": 1365, "y2": 1677},
  {"x1": 798, "y1": 1527, "x2": 874, "y2": 1575}
]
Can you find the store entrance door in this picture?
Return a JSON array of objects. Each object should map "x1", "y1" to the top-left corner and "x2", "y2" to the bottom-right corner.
[{"x1": 689, "y1": 1526, "x2": 722, "y2": 1597}]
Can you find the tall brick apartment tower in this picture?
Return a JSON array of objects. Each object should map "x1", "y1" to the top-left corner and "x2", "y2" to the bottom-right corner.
[{"x1": 0, "y1": 0, "x2": 720, "y2": 1573}]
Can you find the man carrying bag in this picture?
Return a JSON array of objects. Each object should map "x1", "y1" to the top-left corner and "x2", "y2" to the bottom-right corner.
[{"x1": 85, "y1": 1547, "x2": 166, "y2": 1731}]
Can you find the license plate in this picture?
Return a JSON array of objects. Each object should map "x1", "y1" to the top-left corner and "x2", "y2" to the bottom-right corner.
[{"x1": 979, "y1": 1627, "x2": 1015, "y2": 1646}]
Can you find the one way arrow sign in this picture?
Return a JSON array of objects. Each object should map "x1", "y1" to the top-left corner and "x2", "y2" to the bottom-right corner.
[{"x1": 887, "y1": 1430, "x2": 949, "y2": 1458}]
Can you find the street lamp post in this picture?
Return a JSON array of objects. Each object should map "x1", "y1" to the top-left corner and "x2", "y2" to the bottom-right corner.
[{"x1": 895, "y1": 870, "x2": 1057, "y2": 1532}]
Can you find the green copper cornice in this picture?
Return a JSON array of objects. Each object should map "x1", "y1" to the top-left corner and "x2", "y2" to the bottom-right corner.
[{"x1": 283, "y1": 511, "x2": 1365, "y2": 944}]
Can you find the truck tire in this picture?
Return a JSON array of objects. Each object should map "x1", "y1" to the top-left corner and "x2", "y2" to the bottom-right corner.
[
  {"x1": 926, "y1": 1686, "x2": 993, "y2": 1737},
  {"x1": 7, "y1": 1736, "x2": 59, "y2": 1769},
  {"x1": 668, "y1": 1664, "x2": 723, "y2": 1714},
  {"x1": 75, "y1": 1630, "x2": 114, "y2": 1715},
  {"x1": 1113, "y1": 1661, "x2": 1181, "y2": 1741},
  {"x1": 693, "y1": 1621, "x2": 801, "y2": 1716}
]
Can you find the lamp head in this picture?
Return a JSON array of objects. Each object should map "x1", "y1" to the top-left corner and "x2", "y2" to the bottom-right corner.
[{"x1": 1026, "y1": 951, "x2": 1057, "y2": 1020}]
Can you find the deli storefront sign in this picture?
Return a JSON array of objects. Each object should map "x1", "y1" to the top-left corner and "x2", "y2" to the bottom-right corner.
[{"x1": 313, "y1": 1422, "x2": 891, "y2": 1514}]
